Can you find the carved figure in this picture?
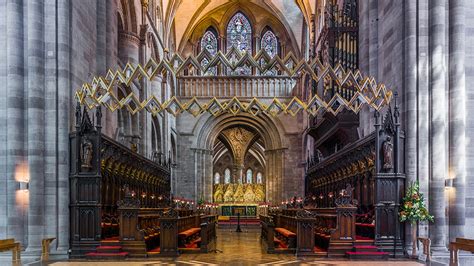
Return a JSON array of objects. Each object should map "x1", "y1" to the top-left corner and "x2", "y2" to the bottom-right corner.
[
  {"x1": 382, "y1": 136, "x2": 393, "y2": 171},
  {"x1": 80, "y1": 137, "x2": 93, "y2": 169},
  {"x1": 315, "y1": 149, "x2": 324, "y2": 163},
  {"x1": 213, "y1": 184, "x2": 224, "y2": 202},
  {"x1": 243, "y1": 184, "x2": 256, "y2": 202}
]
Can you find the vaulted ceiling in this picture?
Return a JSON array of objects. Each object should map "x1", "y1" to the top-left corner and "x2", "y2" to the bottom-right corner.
[{"x1": 161, "y1": 0, "x2": 317, "y2": 54}]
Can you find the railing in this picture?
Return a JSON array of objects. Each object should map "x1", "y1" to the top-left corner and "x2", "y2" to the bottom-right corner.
[{"x1": 177, "y1": 76, "x2": 298, "y2": 99}]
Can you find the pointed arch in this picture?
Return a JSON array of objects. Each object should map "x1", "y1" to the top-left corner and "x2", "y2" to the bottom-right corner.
[
  {"x1": 246, "y1": 168, "x2": 253, "y2": 184},
  {"x1": 200, "y1": 27, "x2": 218, "y2": 75},
  {"x1": 226, "y1": 12, "x2": 252, "y2": 54},
  {"x1": 256, "y1": 172, "x2": 263, "y2": 184},
  {"x1": 261, "y1": 27, "x2": 278, "y2": 58},
  {"x1": 214, "y1": 172, "x2": 221, "y2": 184},
  {"x1": 224, "y1": 168, "x2": 231, "y2": 184}
]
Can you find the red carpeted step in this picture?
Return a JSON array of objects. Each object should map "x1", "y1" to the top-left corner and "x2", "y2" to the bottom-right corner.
[
  {"x1": 96, "y1": 245, "x2": 122, "y2": 253},
  {"x1": 85, "y1": 252, "x2": 128, "y2": 259},
  {"x1": 147, "y1": 247, "x2": 161, "y2": 254},
  {"x1": 355, "y1": 235, "x2": 373, "y2": 241}
]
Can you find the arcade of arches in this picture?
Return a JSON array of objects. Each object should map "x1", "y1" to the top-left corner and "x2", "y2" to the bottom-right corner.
[{"x1": 0, "y1": 0, "x2": 473, "y2": 265}]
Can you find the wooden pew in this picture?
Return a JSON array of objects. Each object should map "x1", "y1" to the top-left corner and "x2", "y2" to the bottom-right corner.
[
  {"x1": 177, "y1": 215, "x2": 202, "y2": 249},
  {"x1": 313, "y1": 206, "x2": 357, "y2": 257},
  {"x1": 274, "y1": 214, "x2": 297, "y2": 249},
  {"x1": 0, "y1": 239, "x2": 21, "y2": 263},
  {"x1": 118, "y1": 205, "x2": 168, "y2": 257},
  {"x1": 260, "y1": 215, "x2": 276, "y2": 253},
  {"x1": 449, "y1": 238, "x2": 474, "y2": 266}
]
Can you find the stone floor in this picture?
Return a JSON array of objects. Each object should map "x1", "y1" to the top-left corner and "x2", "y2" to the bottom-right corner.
[{"x1": 12, "y1": 227, "x2": 426, "y2": 266}]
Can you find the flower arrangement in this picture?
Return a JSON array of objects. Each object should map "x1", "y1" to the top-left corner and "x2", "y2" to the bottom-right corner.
[{"x1": 399, "y1": 182, "x2": 434, "y2": 224}]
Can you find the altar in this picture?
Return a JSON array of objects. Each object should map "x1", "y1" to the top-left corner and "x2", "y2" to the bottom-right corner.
[
  {"x1": 213, "y1": 183, "x2": 265, "y2": 203},
  {"x1": 219, "y1": 204, "x2": 258, "y2": 217}
]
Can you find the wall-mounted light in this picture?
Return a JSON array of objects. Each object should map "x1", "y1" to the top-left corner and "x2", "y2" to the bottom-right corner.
[
  {"x1": 445, "y1": 179, "x2": 453, "y2": 188},
  {"x1": 18, "y1": 181, "x2": 29, "y2": 191}
]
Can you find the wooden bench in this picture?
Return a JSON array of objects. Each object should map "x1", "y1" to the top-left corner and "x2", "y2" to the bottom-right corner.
[
  {"x1": 0, "y1": 238, "x2": 21, "y2": 263},
  {"x1": 41, "y1": 237, "x2": 56, "y2": 261},
  {"x1": 138, "y1": 216, "x2": 161, "y2": 251},
  {"x1": 449, "y1": 238, "x2": 474, "y2": 266},
  {"x1": 177, "y1": 215, "x2": 202, "y2": 249},
  {"x1": 273, "y1": 214, "x2": 297, "y2": 249}
]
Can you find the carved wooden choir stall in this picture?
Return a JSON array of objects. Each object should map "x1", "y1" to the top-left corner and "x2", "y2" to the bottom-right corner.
[
  {"x1": 69, "y1": 106, "x2": 216, "y2": 259},
  {"x1": 261, "y1": 103, "x2": 404, "y2": 259}
]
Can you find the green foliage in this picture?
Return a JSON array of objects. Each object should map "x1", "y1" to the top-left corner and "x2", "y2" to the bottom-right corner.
[{"x1": 399, "y1": 182, "x2": 434, "y2": 224}]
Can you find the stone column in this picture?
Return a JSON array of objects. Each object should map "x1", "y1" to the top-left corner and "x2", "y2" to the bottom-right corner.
[
  {"x1": 417, "y1": 0, "x2": 431, "y2": 239},
  {"x1": 5, "y1": 0, "x2": 26, "y2": 245},
  {"x1": 448, "y1": 0, "x2": 466, "y2": 241},
  {"x1": 57, "y1": 0, "x2": 71, "y2": 251},
  {"x1": 44, "y1": 0, "x2": 58, "y2": 250},
  {"x1": 429, "y1": 0, "x2": 447, "y2": 251},
  {"x1": 404, "y1": 0, "x2": 417, "y2": 250},
  {"x1": 27, "y1": 0, "x2": 45, "y2": 250}
]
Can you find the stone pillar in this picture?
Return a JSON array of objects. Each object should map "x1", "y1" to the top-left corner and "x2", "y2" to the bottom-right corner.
[
  {"x1": 44, "y1": 0, "x2": 58, "y2": 250},
  {"x1": 429, "y1": 0, "x2": 447, "y2": 251},
  {"x1": 27, "y1": 0, "x2": 45, "y2": 250},
  {"x1": 417, "y1": 0, "x2": 431, "y2": 240},
  {"x1": 404, "y1": 0, "x2": 417, "y2": 251},
  {"x1": 448, "y1": 0, "x2": 466, "y2": 241},
  {"x1": 5, "y1": 0, "x2": 26, "y2": 245},
  {"x1": 57, "y1": 0, "x2": 71, "y2": 251}
]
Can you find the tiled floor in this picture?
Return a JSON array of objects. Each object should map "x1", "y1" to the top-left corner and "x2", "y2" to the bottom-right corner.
[{"x1": 20, "y1": 227, "x2": 424, "y2": 266}]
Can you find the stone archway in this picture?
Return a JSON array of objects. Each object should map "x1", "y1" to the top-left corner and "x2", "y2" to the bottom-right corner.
[{"x1": 191, "y1": 112, "x2": 285, "y2": 204}]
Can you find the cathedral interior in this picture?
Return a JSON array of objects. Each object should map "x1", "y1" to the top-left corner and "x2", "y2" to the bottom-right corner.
[{"x1": 0, "y1": 0, "x2": 473, "y2": 265}]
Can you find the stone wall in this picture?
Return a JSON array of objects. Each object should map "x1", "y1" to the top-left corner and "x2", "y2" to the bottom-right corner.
[{"x1": 0, "y1": 0, "x2": 175, "y2": 254}]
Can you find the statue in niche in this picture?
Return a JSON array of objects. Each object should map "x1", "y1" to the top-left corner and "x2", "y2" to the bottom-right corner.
[
  {"x1": 315, "y1": 149, "x2": 324, "y2": 163},
  {"x1": 382, "y1": 136, "x2": 393, "y2": 171},
  {"x1": 80, "y1": 137, "x2": 93, "y2": 170}
]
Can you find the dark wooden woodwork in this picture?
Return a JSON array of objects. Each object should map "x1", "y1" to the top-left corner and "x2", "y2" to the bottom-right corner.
[
  {"x1": 69, "y1": 106, "x2": 171, "y2": 258},
  {"x1": 261, "y1": 204, "x2": 356, "y2": 257},
  {"x1": 305, "y1": 99, "x2": 404, "y2": 257}
]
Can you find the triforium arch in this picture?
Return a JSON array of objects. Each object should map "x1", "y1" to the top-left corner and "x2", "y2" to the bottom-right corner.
[
  {"x1": 179, "y1": 2, "x2": 299, "y2": 57},
  {"x1": 191, "y1": 112, "x2": 284, "y2": 203}
]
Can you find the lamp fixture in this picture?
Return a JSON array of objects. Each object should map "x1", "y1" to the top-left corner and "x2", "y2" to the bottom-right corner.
[
  {"x1": 18, "y1": 181, "x2": 29, "y2": 190},
  {"x1": 445, "y1": 179, "x2": 453, "y2": 188}
]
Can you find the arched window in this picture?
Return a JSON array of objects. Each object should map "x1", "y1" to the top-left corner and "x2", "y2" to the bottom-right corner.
[
  {"x1": 256, "y1": 172, "x2": 263, "y2": 184},
  {"x1": 224, "y1": 168, "x2": 231, "y2": 184},
  {"x1": 200, "y1": 28, "x2": 218, "y2": 75},
  {"x1": 246, "y1": 169, "x2": 253, "y2": 184},
  {"x1": 261, "y1": 30, "x2": 278, "y2": 57},
  {"x1": 226, "y1": 12, "x2": 252, "y2": 75},
  {"x1": 260, "y1": 29, "x2": 278, "y2": 75},
  {"x1": 214, "y1": 172, "x2": 221, "y2": 184}
]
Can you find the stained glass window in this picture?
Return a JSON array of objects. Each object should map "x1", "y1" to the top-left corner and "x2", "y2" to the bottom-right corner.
[
  {"x1": 261, "y1": 30, "x2": 278, "y2": 75},
  {"x1": 226, "y1": 12, "x2": 252, "y2": 75},
  {"x1": 246, "y1": 169, "x2": 253, "y2": 184},
  {"x1": 224, "y1": 168, "x2": 231, "y2": 184},
  {"x1": 200, "y1": 29, "x2": 218, "y2": 75},
  {"x1": 261, "y1": 30, "x2": 277, "y2": 57},
  {"x1": 256, "y1": 172, "x2": 263, "y2": 184},
  {"x1": 214, "y1": 172, "x2": 221, "y2": 184}
]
